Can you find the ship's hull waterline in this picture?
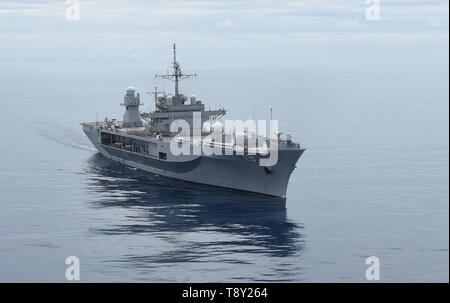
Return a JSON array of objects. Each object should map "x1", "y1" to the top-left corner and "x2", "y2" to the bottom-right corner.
[{"x1": 83, "y1": 125, "x2": 304, "y2": 198}]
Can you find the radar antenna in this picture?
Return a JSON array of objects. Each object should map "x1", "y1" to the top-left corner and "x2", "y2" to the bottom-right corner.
[{"x1": 155, "y1": 43, "x2": 197, "y2": 96}]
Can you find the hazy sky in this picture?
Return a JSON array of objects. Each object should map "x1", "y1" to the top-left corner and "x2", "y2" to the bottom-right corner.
[{"x1": 0, "y1": 0, "x2": 448, "y2": 71}]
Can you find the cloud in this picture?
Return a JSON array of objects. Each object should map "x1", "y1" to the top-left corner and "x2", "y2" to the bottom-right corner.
[
  {"x1": 215, "y1": 18, "x2": 239, "y2": 29},
  {"x1": 0, "y1": 0, "x2": 447, "y2": 70}
]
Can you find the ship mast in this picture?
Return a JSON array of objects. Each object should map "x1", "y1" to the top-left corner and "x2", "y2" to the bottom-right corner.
[{"x1": 155, "y1": 43, "x2": 197, "y2": 96}]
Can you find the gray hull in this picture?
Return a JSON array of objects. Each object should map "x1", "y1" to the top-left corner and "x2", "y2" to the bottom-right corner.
[{"x1": 83, "y1": 125, "x2": 303, "y2": 197}]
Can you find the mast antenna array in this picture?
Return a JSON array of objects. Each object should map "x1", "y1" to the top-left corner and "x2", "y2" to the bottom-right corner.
[{"x1": 155, "y1": 43, "x2": 197, "y2": 96}]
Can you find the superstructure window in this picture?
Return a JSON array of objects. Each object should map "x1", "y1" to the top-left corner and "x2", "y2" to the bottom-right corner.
[
  {"x1": 100, "y1": 132, "x2": 112, "y2": 144},
  {"x1": 158, "y1": 152, "x2": 167, "y2": 160}
]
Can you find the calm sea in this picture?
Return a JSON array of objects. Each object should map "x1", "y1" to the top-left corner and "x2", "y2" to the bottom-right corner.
[{"x1": 0, "y1": 68, "x2": 448, "y2": 282}]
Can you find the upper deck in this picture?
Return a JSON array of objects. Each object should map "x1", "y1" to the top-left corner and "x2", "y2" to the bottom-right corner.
[
  {"x1": 82, "y1": 120, "x2": 304, "y2": 153},
  {"x1": 83, "y1": 121, "x2": 161, "y2": 140}
]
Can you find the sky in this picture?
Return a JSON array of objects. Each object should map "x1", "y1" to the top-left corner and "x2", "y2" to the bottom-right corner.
[{"x1": 0, "y1": 0, "x2": 448, "y2": 72}]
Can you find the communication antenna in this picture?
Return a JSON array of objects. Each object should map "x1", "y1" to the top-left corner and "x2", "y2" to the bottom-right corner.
[
  {"x1": 147, "y1": 86, "x2": 164, "y2": 111},
  {"x1": 155, "y1": 43, "x2": 198, "y2": 96},
  {"x1": 153, "y1": 86, "x2": 157, "y2": 111},
  {"x1": 269, "y1": 108, "x2": 273, "y2": 139}
]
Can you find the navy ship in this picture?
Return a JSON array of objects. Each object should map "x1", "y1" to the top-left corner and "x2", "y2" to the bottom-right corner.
[{"x1": 82, "y1": 44, "x2": 305, "y2": 197}]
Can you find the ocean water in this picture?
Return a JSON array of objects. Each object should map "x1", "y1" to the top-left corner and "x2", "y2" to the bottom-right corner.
[{"x1": 0, "y1": 68, "x2": 448, "y2": 282}]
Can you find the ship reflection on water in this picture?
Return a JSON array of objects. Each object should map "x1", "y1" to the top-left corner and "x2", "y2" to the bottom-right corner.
[{"x1": 83, "y1": 154, "x2": 305, "y2": 281}]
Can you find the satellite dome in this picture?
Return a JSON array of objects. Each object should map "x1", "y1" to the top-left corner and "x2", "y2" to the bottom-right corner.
[{"x1": 125, "y1": 87, "x2": 136, "y2": 97}]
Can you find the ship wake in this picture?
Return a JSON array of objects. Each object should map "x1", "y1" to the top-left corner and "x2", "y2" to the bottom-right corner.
[{"x1": 34, "y1": 122, "x2": 97, "y2": 152}]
